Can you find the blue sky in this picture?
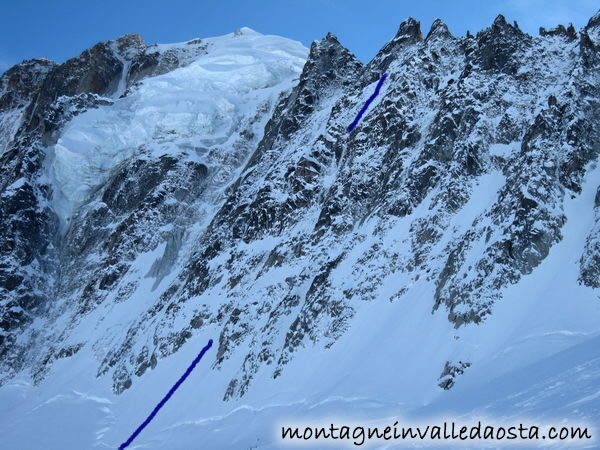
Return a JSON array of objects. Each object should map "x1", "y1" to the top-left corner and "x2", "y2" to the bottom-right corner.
[{"x1": 1, "y1": 0, "x2": 598, "y2": 72}]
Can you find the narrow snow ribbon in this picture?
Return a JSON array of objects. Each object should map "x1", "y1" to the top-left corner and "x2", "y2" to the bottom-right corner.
[
  {"x1": 347, "y1": 73, "x2": 388, "y2": 132},
  {"x1": 119, "y1": 339, "x2": 214, "y2": 450}
]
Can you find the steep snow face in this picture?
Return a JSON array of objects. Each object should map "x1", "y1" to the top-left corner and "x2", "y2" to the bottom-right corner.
[
  {"x1": 50, "y1": 28, "x2": 306, "y2": 219},
  {"x1": 1, "y1": 12, "x2": 600, "y2": 450}
]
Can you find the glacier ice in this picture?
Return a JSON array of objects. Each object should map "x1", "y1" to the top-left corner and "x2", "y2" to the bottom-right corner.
[{"x1": 50, "y1": 28, "x2": 307, "y2": 220}]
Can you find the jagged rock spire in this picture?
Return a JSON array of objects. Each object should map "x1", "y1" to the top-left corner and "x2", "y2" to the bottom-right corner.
[
  {"x1": 367, "y1": 17, "x2": 423, "y2": 75},
  {"x1": 493, "y1": 14, "x2": 508, "y2": 27},
  {"x1": 585, "y1": 9, "x2": 600, "y2": 29},
  {"x1": 426, "y1": 18, "x2": 452, "y2": 41},
  {"x1": 580, "y1": 9, "x2": 600, "y2": 64},
  {"x1": 394, "y1": 17, "x2": 423, "y2": 43},
  {"x1": 471, "y1": 13, "x2": 530, "y2": 74},
  {"x1": 260, "y1": 32, "x2": 362, "y2": 144}
]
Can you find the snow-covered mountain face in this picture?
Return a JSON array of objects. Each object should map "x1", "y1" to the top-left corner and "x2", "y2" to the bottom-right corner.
[
  {"x1": 0, "y1": 27, "x2": 306, "y2": 384},
  {"x1": 1, "y1": 13, "x2": 600, "y2": 449}
]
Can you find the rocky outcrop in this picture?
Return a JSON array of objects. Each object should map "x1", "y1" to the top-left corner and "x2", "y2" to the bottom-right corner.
[{"x1": 438, "y1": 360, "x2": 471, "y2": 389}]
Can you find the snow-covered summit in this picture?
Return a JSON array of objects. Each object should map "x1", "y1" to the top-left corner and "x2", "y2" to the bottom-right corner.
[{"x1": 49, "y1": 29, "x2": 307, "y2": 221}]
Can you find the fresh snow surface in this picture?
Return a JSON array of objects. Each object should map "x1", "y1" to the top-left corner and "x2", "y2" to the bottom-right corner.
[
  {"x1": 48, "y1": 28, "x2": 307, "y2": 221},
  {"x1": 1, "y1": 164, "x2": 599, "y2": 449}
]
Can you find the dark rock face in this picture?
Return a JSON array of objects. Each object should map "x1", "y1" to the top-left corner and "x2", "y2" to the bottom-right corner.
[
  {"x1": 539, "y1": 24, "x2": 577, "y2": 40},
  {"x1": 0, "y1": 58, "x2": 62, "y2": 376},
  {"x1": 472, "y1": 15, "x2": 530, "y2": 75},
  {"x1": 39, "y1": 44, "x2": 122, "y2": 100},
  {"x1": 426, "y1": 18, "x2": 452, "y2": 42},
  {"x1": 0, "y1": 59, "x2": 56, "y2": 113},
  {"x1": 2, "y1": 11, "x2": 600, "y2": 398},
  {"x1": 369, "y1": 17, "x2": 424, "y2": 75},
  {"x1": 262, "y1": 32, "x2": 363, "y2": 146},
  {"x1": 127, "y1": 40, "x2": 208, "y2": 86}
]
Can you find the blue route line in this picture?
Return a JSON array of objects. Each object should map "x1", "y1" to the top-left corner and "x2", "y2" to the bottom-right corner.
[
  {"x1": 347, "y1": 73, "x2": 389, "y2": 132},
  {"x1": 119, "y1": 339, "x2": 214, "y2": 450}
]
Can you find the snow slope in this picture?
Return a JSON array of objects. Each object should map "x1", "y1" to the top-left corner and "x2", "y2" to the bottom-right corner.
[
  {"x1": 1, "y1": 165, "x2": 598, "y2": 448},
  {"x1": 2, "y1": 101, "x2": 599, "y2": 450}
]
